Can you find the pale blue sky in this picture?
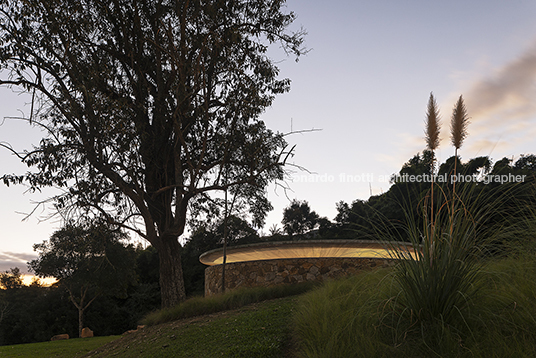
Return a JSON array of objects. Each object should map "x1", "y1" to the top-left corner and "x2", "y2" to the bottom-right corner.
[
  {"x1": 2, "y1": 0, "x2": 536, "y2": 272},
  {"x1": 263, "y1": 0, "x2": 536, "y2": 232}
]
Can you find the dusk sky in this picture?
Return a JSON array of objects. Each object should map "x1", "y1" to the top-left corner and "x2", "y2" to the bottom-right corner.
[{"x1": 1, "y1": 0, "x2": 536, "y2": 275}]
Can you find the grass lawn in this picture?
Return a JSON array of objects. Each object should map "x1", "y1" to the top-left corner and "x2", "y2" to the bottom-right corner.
[{"x1": 0, "y1": 336, "x2": 120, "y2": 358}]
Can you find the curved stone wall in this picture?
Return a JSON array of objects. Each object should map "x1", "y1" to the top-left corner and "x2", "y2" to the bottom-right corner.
[{"x1": 204, "y1": 257, "x2": 394, "y2": 296}]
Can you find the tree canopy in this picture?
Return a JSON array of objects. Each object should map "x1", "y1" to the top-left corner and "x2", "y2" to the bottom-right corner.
[
  {"x1": 0, "y1": 0, "x2": 305, "y2": 307},
  {"x1": 282, "y1": 199, "x2": 319, "y2": 238}
]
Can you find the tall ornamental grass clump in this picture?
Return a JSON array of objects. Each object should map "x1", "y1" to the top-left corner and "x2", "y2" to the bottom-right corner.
[
  {"x1": 387, "y1": 195, "x2": 481, "y2": 325},
  {"x1": 381, "y1": 94, "x2": 493, "y2": 350},
  {"x1": 380, "y1": 184, "x2": 501, "y2": 353},
  {"x1": 377, "y1": 93, "x2": 533, "y2": 354},
  {"x1": 293, "y1": 180, "x2": 536, "y2": 357}
]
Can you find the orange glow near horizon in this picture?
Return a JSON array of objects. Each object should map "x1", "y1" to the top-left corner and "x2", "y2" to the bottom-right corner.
[{"x1": 21, "y1": 274, "x2": 57, "y2": 287}]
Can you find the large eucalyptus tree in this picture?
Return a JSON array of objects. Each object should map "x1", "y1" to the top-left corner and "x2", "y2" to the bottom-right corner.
[{"x1": 0, "y1": 0, "x2": 305, "y2": 307}]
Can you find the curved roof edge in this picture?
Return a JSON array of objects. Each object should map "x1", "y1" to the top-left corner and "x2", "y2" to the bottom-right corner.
[{"x1": 199, "y1": 239, "x2": 415, "y2": 266}]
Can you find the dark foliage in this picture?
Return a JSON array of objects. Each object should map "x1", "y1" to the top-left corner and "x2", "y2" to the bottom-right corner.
[
  {"x1": 282, "y1": 199, "x2": 319, "y2": 238},
  {"x1": 29, "y1": 222, "x2": 138, "y2": 337},
  {"x1": 0, "y1": 245, "x2": 162, "y2": 346},
  {"x1": 335, "y1": 152, "x2": 536, "y2": 244}
]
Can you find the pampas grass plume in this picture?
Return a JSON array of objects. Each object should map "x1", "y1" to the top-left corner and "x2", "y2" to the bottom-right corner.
[
  {"x1": 451, "y1": 95, "x2": 469, "y2": 150},
  {"x1": 425, "y1": 93, "x2": 441, "y2": 151}
]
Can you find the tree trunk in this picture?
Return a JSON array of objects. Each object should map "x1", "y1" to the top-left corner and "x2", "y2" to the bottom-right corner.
[
  {"x1": 67, "y1": 287, "x2": 86, "y2": 338},
  {"x1": 78, "y1": 306, "x2": 84, "y2": 338},
  {"x1": 156, "y1": 236, "x2": 186, "y2": 308}
]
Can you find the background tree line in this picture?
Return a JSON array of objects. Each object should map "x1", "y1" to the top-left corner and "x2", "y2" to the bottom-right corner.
[{"x1": 333, "y1": 152, "x2": 536, "y2": 246}]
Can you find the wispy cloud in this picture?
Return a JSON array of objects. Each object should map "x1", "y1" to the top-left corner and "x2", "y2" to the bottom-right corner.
[
  {"x1": 448, "y1": 40, "x2": 536, "y2": 156},
  {"x1": 0, "y1": 251, "x2": 36, "y2": 273},
  {"x1": 465, "y1": 46, "x2": 536, "y2": 123},
  {"x1": 375, "y1": 40, "x2": 536, "y2": 176}
]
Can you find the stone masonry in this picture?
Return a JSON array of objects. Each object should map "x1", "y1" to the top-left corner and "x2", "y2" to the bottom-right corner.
[{"x1": 204, "y1": 257, "x2": 394, "y2": 296}]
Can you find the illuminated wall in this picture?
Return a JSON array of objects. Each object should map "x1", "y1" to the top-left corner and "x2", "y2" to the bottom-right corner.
[{"x1": 204, "y1": 256, "x2": 394, "y2": 296}]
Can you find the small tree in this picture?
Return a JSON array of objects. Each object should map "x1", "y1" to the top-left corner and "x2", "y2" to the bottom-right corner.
[
  {"x1": 282, "y1": 199, "x2": 319, "y2": 238},
  {"x1": 29, "y1": 222, "x2": 136, "y2": 337}
]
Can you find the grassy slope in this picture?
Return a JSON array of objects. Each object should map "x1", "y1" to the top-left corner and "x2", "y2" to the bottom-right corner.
[{"x1": 83, "y1": 296, "x2": 297, "y2": 358}]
